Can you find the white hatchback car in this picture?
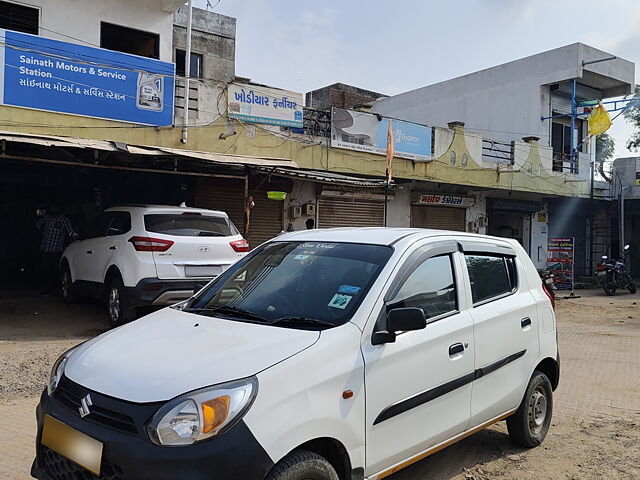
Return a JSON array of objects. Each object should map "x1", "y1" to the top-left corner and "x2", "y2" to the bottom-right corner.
[
  {"x1": 60, "y1": 205, "x2": 248, "y2": 326},
  {"x1": 37, "y1": 228, "x2": 559, "y2": 480}
]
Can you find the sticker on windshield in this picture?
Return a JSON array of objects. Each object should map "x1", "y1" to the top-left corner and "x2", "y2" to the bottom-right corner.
[
  {"x1": 294, "y1": 254, "x2": 310, "y2": 260},
  {"x1": 300, "y1": 243, "x2": 336, "y2": 249},
  {"x1": 338, "y1": 285, "x2": 361, "y2": 295},
  {"x1": 328, "y1": 293, "x2": 352, "y2": 309}
]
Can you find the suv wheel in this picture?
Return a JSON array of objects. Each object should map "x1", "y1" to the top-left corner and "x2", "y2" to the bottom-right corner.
[
  {"x1": 107, "y1": 277, "x2": 136, "y2": 327},
  {"x1": 60, "y1": 264, "x2": 79, "y2": 304},
  {"x1": 265, "y1": 450, "x2": 339, "y2": 480},
  {"x1": 507, "y1": 370, "x2": 553, "y2": 447}
]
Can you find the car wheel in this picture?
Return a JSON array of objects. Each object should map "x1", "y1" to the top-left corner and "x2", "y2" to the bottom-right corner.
[
  {"x1": 60, "y1": 264, "x2": 79, "y2": 304},
  {"x1": 265, "y1": 450, "x2": 339, "y2": 480},
  {"x1": 507, "y1": 370, "x2": 553, "y2": 448},
  {"x1": 107, "y1": 277, "x2": 137, "y2": 327}
]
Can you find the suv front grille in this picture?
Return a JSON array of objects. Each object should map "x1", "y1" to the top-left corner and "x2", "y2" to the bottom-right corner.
[
  {"x1": 40, "y1": 446, "x2": 126, "y2": 480},
  {"x1": 53, "y1": 377, "x2": 138, "y2": 435}
]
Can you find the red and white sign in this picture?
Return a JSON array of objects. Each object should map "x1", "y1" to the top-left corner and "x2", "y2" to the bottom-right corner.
[{"x1": 417, "y1": 194, "x2": 474, "y2": 207}]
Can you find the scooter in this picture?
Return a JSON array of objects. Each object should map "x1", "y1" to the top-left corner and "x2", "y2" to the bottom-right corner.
[{"x1": 599, "y1": 245, "x2": 636, "y2": 296}]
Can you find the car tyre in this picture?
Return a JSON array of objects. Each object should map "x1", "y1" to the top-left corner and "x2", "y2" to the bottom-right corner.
[
  {"x1": 107, "y1": 277, "x2": 137, "y2": 327},
  {"x1": 60, "y1": 263, "x2": 79, "y2": 304},
  {"x1": 265, "y1": 450, "x2": 339, "y2": 480},
  {"x1": 507, "y1": 370, "x2": 553, "y2": 448}
]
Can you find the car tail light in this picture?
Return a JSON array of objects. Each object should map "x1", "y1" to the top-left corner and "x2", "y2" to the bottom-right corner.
[
  {"x1": 230, "y1": 239, "x2": 249, "y2": 252},
  {"x1": 128, "y1": 236, "x2": 174, "y2": 252},
  {"x1": 542, "y1": 282, "x2": 555, "y2": 310}
]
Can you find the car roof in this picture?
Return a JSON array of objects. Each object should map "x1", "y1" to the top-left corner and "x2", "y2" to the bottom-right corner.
[
  {"x1": 276, "y1": 227, "x2": 517, "y2": 247},
  {"x1": 105, "y1": 204, "x2": 227, "y2": 216}
]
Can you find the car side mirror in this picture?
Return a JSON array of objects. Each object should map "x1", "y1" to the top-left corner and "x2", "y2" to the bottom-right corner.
[{"x1": 372, "y1": 307, "x2": 427, "y2": 345}]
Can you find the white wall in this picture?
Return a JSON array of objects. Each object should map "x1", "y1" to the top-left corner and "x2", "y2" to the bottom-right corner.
[
  {"x1": 530, "y1": 206, "x2": 549, "y2": 268},
  {"x1": 385, "y1": 186, "x2": 411, "y2": 227},
  {"x1": 21, "y1": 0, "x2": 176, "y2": 62},
  {"x1": 283, "y1": 180, "x2": 319, "y2": 231}
]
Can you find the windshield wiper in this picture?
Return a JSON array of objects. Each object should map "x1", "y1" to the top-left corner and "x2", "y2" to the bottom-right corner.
[
  {"x1": 268, "y1": 316, "x2": 335, "y2": 329},
  {"x1": 183, "y1": 305, "x2": 266, "y2": 322}
]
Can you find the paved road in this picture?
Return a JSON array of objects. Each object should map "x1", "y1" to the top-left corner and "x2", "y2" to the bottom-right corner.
[{"x1": 1, "y1": 290, "x2": 639, "y2": 479}]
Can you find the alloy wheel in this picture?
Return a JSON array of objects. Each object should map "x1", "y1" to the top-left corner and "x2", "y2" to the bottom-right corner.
[{"x1": 108, "y1": 287, "x2": 120, "y2": 323}]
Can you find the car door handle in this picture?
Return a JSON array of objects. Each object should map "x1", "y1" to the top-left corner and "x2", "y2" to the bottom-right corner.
[
  {"x1": 86, "y1": 250, "x2": 93, "y2": 254},
  {"x1": 109, "y1": 246, "x2": 117, "y2": 250},
  {"x1": 521, "y1": 317, "x2": 532, "y2": 328},
  {"x1": 449, "y1": 343, "x2": 465, "y2": 356}
]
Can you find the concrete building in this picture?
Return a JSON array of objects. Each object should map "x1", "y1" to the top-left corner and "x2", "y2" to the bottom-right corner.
[
  {"x1": 306, "y1": 83, "x2": 387, "y2": 111},
  {"x1": 370, "y1": 43, "x2": 634, "y2": 276}
]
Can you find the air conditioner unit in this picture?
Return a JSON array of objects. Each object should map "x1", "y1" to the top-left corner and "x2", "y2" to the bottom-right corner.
[
  {"x1": 303, "y1": 204, "x2": 316, "y2": 216},
  {"x1": 290, "y1": 206, "x2": 302, "y2": 218}
]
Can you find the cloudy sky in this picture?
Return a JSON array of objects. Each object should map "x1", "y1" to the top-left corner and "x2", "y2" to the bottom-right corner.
[{"x1": 195, "y1": 0, "x2": 640, "y2": 159}]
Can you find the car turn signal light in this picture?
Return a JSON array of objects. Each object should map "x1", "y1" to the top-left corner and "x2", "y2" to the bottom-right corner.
[{"x1": 201, "y1": 395, "x2": 230, "y2": 434}]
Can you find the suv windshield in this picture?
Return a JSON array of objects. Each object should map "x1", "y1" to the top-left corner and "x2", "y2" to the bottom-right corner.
[
  {"x1": 144, "y1": 214, "x2": 239, "y2": 237},
  {"x1": 185, "y1": 241, "x2": 393, "y2": 329}
]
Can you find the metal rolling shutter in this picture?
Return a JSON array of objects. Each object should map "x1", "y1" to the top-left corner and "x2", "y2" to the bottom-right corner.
[
  {"x1": 246, "y1": 191, "x2": 284, "y2": 247},
  {"x1": 411, "y1": 205, "x2": 466, "y2": 232},
  {"x1": 318, "y1": 197, "x2": 384, "y2": 228},
  {"x1": 194, "y1": 178, "x2": 245, "y2": 232}
]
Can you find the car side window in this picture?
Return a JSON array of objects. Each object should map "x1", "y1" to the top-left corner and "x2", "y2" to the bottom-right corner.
[
  {"x1": 85, "y1": 214, "x2": 112, "y2": 239},
  {"x1": 106, "y1": 212, "x2": 131, "y2": 236},
  {"x1": 388, "y1": 255, "x2": 457, "y2": 320},
  {"x1": 465, "y1": 254, "x2": 517, "y2": 304}
]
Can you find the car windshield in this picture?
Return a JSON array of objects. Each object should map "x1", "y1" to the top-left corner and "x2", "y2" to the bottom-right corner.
[
  {"x1": 185, "y1": 241, "x2": 393, "y2": 329},
  {"x1": 144, "y1": 214, "x2": 239, "y2": 237}
]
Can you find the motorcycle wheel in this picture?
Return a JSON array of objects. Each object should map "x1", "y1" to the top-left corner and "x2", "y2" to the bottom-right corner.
[
  {"x1": 603, "y1": 280, "x2": 617, "y2": 296},
  {"x1": 628, "y1": 283, "x2": 637, "y2": 294}
]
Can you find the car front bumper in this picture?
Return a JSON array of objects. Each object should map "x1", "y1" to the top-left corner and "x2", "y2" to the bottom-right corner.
[
  {"x1": 31, "y1": 379, "x2": 274, "y2": 480},
  {"x1": 125, "y1": 278, "x2": 211, "y2": 307}
]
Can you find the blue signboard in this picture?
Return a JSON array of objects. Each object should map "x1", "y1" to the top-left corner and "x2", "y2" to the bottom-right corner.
[
  {"x1": 330, "y1": 108, "x2": 432, "y2": 162},
  {"x1": 1, "y1": 29, "x2": 175, "y2": 126}
]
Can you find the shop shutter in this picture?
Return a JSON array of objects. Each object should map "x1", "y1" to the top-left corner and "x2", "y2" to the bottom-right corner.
[
  {"x1": 318, "y1": 197, "x2": 384, "y2": 228},
  {"x1": 246, "y1": 191, "x2": 284, "y2": 247},
  {"x1": 410, "y1": 205, "x2": 466, "y2": 232},
  {"x1": 194, "y1": 177, "x2": 245, "y2": 232}
]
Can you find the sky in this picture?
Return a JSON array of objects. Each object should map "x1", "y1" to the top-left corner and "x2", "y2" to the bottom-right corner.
[{"x1": 195, "y1": 0, "x2": 640, "y2": 160}]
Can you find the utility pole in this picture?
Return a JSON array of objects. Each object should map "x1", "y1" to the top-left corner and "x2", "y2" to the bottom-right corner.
[{"x1": 180, "y1": 0, "x2": 193, "y2": 144}]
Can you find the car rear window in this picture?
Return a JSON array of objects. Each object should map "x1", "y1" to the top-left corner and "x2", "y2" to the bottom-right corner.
[
  {"x1": 465, "y1": 254, "x2": 517, "y2": 304},
  {"x1": 144, "y1": 214, "x2": 239, "y2": 237}
]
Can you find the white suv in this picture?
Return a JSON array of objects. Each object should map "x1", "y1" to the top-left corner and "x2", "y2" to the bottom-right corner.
[
  {"x1": 60, "y1": 205, "x2": 248, "y2": 326},
  {"x1": 38, "y1": 228, "x2": 559, "y2": 480}
]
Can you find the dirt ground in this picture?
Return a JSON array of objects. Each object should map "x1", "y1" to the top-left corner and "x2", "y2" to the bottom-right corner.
[{"x1": 0, "y1": 289, "x2": 639, "y2": 480}]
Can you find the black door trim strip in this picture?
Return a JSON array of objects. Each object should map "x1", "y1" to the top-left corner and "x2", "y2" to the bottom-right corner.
[{"x1": 373, "y1": 349, "x2": 527, "y2": 425}]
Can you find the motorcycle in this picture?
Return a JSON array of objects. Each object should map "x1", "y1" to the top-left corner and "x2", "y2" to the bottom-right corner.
[
  {"x1": 599, "y1": 245, "x2": 636, "y2": 296},
  {"x1": 537, "y1": 267, "x2": 557, "y2": 300}
]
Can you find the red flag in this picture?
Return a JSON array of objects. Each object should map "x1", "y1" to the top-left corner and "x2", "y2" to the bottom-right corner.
[{"x1": 386, "y1": 120, "x2": 394, "y2": 184}]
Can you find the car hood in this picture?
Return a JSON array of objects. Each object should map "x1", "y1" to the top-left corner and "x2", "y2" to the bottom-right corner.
[{"x1": 64, "y1": 307, "x2": 320, "y2": 403}]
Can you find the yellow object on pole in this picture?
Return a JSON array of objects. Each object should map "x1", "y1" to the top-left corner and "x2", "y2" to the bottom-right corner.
[
  {"x1": 386, "y1": 120, "x2": 394, "y2": 184},
  {"x1": 588, "y1": 102, "x2": 612, "y2": 136}
]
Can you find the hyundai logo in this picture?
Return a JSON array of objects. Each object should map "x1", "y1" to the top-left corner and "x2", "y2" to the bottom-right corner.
[
  {"x1": 78, "y1": 394, "x2": 93, "y2": 418},
  {"x1": 198, "y1": 245, "x2": 211, "y2": 253}
]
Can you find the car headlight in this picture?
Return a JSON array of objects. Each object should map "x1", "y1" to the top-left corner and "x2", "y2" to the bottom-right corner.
[
  {"x1": 147, "y1": 377, "x2": 258, "y2": 446},
  {"x1": 47, "y1": 346, "x2": 79, "y2": 396}
]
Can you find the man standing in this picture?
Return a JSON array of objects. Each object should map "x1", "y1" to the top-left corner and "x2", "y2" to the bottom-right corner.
[{"x1": 36, "y1": 204, "x2": 77, "y2": 295}]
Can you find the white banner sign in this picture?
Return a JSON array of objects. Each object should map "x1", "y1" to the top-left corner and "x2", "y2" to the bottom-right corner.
[
  {"x1": 228, "y1": 83, "x2": 303, "y2": 128},
  {"x1": 417, "y1": 194, "x2": 474, "y2": 207}
]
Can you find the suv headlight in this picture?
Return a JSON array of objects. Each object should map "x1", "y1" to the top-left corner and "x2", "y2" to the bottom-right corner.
[
  {"x1": 47, "y1": 346, "x2": 79, "y2": 396},
  {"x1": 147, "y1": 377, "x2": 258, "y2": 446}
]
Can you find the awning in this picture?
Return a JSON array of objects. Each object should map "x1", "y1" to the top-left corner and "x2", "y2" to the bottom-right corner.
[
  {"x1": 252, "y1": 166, "x2": 386, "y2": 187},
  {"x1": 0, "y1": 130, "x2": 298, "y2": 168}
]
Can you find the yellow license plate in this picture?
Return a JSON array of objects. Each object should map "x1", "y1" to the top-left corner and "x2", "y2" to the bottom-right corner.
[{"x1": 41, "y1": 415, "x2": 103, "y2": 475}]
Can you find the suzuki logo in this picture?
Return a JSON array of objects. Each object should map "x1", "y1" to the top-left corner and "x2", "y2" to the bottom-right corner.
[
  {"x1": 78, "y1": 394, "x2": 93, "y2": 418},
  {"x1": 198, "y1": 245, "x2": 210, "y2": 253}
]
